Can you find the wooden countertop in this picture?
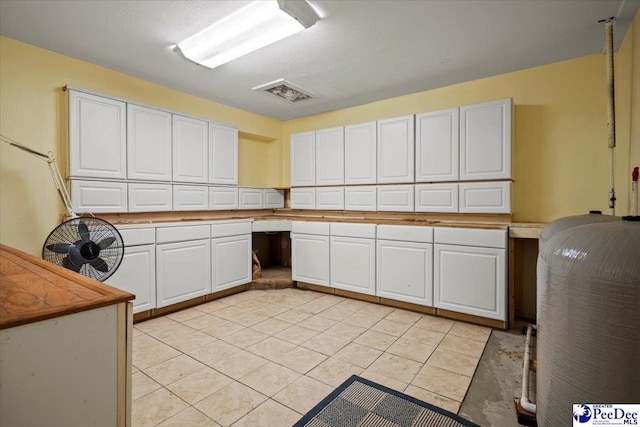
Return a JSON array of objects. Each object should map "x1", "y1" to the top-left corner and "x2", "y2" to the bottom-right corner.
[{"x1": 0, "y1": 245, "x2": 134, "y2": 330}]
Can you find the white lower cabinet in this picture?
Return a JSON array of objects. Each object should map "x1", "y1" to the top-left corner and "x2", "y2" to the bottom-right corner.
[
  {"x1": 211, "y1": 221, "x2": 252, "y2": 291},
  {"x1": 330, "y1": 223, "x2": 376, "y2": 295},
  {"x1": 106, "y1": 244, "x2": 155, "y2": 313},
  {"x1": 156, "y1": 238, "x2": 211, "y2": 307},
  {"x1": 434, "y1": 227, "x2": 507, "y2": 320},
  {"x1": 291, "y1": 222, "x2": 330, "y2": 287},
  {"x1": 376, "y1": 225, "x2": 434, "y2": 306}
]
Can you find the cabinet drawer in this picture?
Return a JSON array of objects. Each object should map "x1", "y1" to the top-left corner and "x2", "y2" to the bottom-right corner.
[
  {"x1": 316, "y1": 187, "x2": 344, "y2": 210},
  {"x1": 118, "y1": 228, "x2": 155, "y2": 246},
  {"x1": 238, "y1": 187, "x2": 264, "y2": 209},
  {"x1": 290, "y1": 188, "x2": 316, "y2": 209},
  {"x1": 434, "y1": 227, "x2": 507, "y2": 249},
  {"x1": 173, "y1": 185, "x2": 209, "y2": 211},
  {"x1": 330, "y1": 222, "x2": 376, "y2": 239},
  {"x1": 209, "y1": 186, "x2": 238, "y2": 210},
  {"x1": 211, "y1": 221, "x2": 252, "y2": 238},
  {"x1": 377, "y1": 185, "x2": 415, "y2": 212},
  {"x1": 264, "y1": 189, "x2": 285, "y2": 208},
  {"x1": 377, "y1": 225, "x2": 433, "y2": 243},
  {"x1": 128, "y1": 183, "x2": 172, "y2": 212},
  {"x1": 344, "y1": 186, "x2": 377, "y2": 211},
  {"x1": 459, "y1": 181, "x2": 511, "y2": 214},
  {"x1": 156, "y1": 225, "x2": 210, "y2": 243},
  {"x1": 292, "y1": 221, "x2": 330, "y2": 235},
  {"x1": 71, "y1": 180, "x2": 127, "y2": 213},
  {"x1": 415, "y1": 183, "x2": 459, "y2": 213}
]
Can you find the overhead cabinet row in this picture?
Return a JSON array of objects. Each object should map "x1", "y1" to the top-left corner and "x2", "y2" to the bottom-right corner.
[
  {"x1": 69, "y1": 90, "x2": 238, "y2": 184},
  {"x1": 290, "y1": 98, "x2": 511, "y2": 186}
]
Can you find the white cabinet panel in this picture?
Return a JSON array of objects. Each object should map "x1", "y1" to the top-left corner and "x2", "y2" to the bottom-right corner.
[
  {"x1": 211, "y1": 234, "x2": 251, "y2": 291},
  {"x1": 434, "y1": 243, "x2": 506, "y2": 320},
  {"x1": 434, "y1": 227, "x2": 507, "y2": 249},
  {"x1": 290, "y1": 188, "x2": 316, "y2": 209},
  {"x1": 331, "y1": 222, "x2": 376, "y2": 239},
  {"x1": 118, "y1": 228, "x2": 155, "y2": 246},
  {"x1": 69, "y1": 91, "x2": 126, "y2": 179},
  {"x1": 209, "y1": 186, "x2": 238, "y2": 210},
  {"x1": 415, "y1": 183, "x2": 459, "y2": 213},
  {"x1": 106, "y1": 244, "x2": 155, "y2": 313},
  {"x1": 156, "y1": 225, "x2": 210, "y2": 244},
  {"x1": 156, "y1": 239, "x2": 211, "y2": 307},
  {"x1": 127, "y1": 104, "x2": 172, "y2": 181},
  {"x1": 292, "y1": 221, "x2": 330, "y2": 235},
  {"x1": 460, "y1": 99, "x2": 511, "y2": 180},
  {"x1": 238, "y1": 187, "x2": 264, "y2": 209},
  {"x1": 172, "y1": 115, "x2": 209, "y2": 183},
  {"x1": 377, "y1": 115, "x2": 414, "y2": 184},
  {"x1": 209, "y1": 123, "x2": 238, "y2": 185},
  {"x1": 264, "y1": 189, "x2": 285, "y2": 208},
  {"x1": 291, "y1": 232, "x2": 330, "y2": 287},
  {"x1": 71, "y1": 180, "x2": 127, "y2": 213},
  {"x1": 344, "y1": 186, "x2": 377, "y2": 211},
  {"x1": 377, "y1": 239, "x2": 433, "y2": 306},
  {"x1": 377, "y1": 225, "x2": 433, "y2": 243},
  {"x1": 173, "y1": 185, "x2": 209, "y2": 211},
  {"x1": 290, "y1": 131, "x2": 316, "y2": 187},
  {"x1": 211, "y1": 221, "x2": 252, "y2": 238},
  {"x1": 331, "y1": 236, "x2": 376, "y2": 295},
  {"x1": 316, "y1": 127, "x2": 344, "y2": 186},
  {"x1": 316, "y1": 187, "x2": 344, "y2": 210},
  {"x1": 128, "y1": 183, "x2": 172, "y2": 212},
  {"x1": 377, "y1": 185, "x2": 415, "y2": 212},
  {"x1": 459, "y1": 181, "x2": 511, "y2": 213},
  {"x1": 415, "y1": 108, "x2": 459, "y2": 182},
  {"x1": 344, "y1": 122, "x2": 377, "y2": 185}
]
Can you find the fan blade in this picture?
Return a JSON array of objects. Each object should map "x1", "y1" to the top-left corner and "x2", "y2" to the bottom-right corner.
[
  {"x1": 97, "y1": 237, "x2": 116, "y2": 249},
  {"x1": 46, "y1": 243, "x2": 74, "y2": 254},
  {"x1": 62, "y1": 256, "x2": 82, "y2": 273},
  {"x1": 90, "y1": 258, "x2": 109, "y2": 272},
  {"x1": 78, "y1": 221, "x2": 91, "y2": 242}
]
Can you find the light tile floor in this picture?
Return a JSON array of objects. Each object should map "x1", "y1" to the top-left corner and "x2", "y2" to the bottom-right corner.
[{"x1": 132, "y1": 288, "x2": 492, "y2": 427}]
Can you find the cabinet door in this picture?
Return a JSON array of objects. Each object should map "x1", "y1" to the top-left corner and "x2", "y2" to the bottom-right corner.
[
  {"x1": 316, "y1": 127, "x2": 344, "y2": 186},
  {"x1": 209, "y1": 123, "x2": 238, "y2": 185},
  {"x1": 377, "y1": 115, "x2": 414, "y2": 184},
  {"x1": 238, "y1": 187, "x2": 264, "y2": 209},
  {"x1": 377, "y1": 239, "x2": 432, "y2": 306},
  {"x1": 156, "y1": 239, "x2": 211, "y2": 307},
  {"x1": 434, "y1": 244, "x2": 506, "y2": 320},
  {"x1": 127, "y1": 104, "x2": 172, "y2": 181},
  {"x1": 172, "y1": 115, "x2": 209, "y2": 183},
  {"x1": 290, "y1": 131, "x2": 316, "y2": 187},
  {"x1": 459, "y1": 181, "x2": 511, "y2": 214},
  {"x1": 173, "y1": 185, "x2": 209, "y2": 211},
  {"x1": 415, "y1": 183, "x2": 459, "y2": 213},
  {"x1": 345, "y1": 122, "x2": 377, "y2": 185},
  {"x1": 316, "y1": 187, "x2": 344, "y2": 210},
  {"x1": 290, "y1": 188, "x2": 316, "y2": 209},
  {"x1": 128, "y1": 183, "x2": 172, "y2": 212},
  {"x1": 106, "y1": 244, "x2": 156, "y2": 313},
  {"x1": 211, "y1": 235, "x2": 251, "y2": 291},
  {"x1": 69, "y1": 90, "x2": 126, "y2": 179},
  {"x1": 377, "y1": 185, "x2": 415, "y2": 212},
  {"x1": 71, "y1": 180, "x2": 127, "y2": 213},
  {"x1": 344, "y1": 186, "x2": 377, "y2": 211},
  {"x1": 460, "y1": 98, "x2": 511, "y2": 180},
  {"x1": 415, "y1": 108, "x2": 459, "y2": 182},
  {"x1": 331, "y1": 236, "x2": 376, "y2": 295},
  {"x1": 291, "y1": 233, "x2": 330, "y2": 287},
  {"x1": 209, "y1": 186, "x2": 238, "y2": 210},
  {"x1": 264, "y1": 189, "x2": 285, "y2": 208}
]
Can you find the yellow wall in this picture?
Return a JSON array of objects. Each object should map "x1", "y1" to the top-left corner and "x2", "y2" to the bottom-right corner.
[
  {"x1": 0, "y1": 36, "x2": 283, "y2": 255},
  {"x1": 283, "y1": 11, "x2": 640, "y2": 224}
]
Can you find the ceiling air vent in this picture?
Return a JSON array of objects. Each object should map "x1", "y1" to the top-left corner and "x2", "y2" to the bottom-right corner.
[{"x1": 253, "y1": 79, "x2": 315, "y2": 104}]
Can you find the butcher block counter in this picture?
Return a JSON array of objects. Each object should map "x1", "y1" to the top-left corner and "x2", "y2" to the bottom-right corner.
[{"x1": 0, "y1": 244, "x2": 134, "y2": 427}]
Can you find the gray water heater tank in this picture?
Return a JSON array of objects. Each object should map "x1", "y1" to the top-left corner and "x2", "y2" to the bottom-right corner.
[{"x1": 536, "y1": 218, "x2": 640, "y2": 427}]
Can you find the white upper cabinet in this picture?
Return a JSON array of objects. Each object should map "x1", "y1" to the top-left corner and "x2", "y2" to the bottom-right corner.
[
  {"x1": 69, "y1": 90, "x2": 126, "y2": 179},
  {"x1": 172, "y1": 114, "x2": 209, "y2": 183},
  {"x1": 290, "y1": 131, "x2": 316, "y2": 187},
  {"x1": 316, "y1": 127, "x2": 344, "y2": 186},
  {"x1": 209, "y1": 123, "x2": 238, "y2": 185},
  {"x1": 344, "y1": 122, "x2": 377, "y2": 185},
  {"x1": 415, "y1": 108, "x2": 459, "y2": 182},
  {"x1": 127, "y1": 104, "x2": 172, "y2": 181},
  {"x1": 460, "y1": 98, "x2": 511, "y2": 180},
  {"x1": 377, "y1": 115, "x2": 415, "y2": 184}
]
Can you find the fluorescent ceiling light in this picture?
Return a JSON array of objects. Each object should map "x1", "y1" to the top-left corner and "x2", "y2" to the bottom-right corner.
[{"x1": 176, "y1": 0, "x2": 320, "y2": 69}]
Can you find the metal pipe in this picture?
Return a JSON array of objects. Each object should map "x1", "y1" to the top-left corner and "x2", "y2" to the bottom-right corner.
[
  {"x1": 520, "y1": 324, "x2": 537, "y2": 414},
  {"x1": 602, "y1": 18, "x2": 616, "y2": 215}
]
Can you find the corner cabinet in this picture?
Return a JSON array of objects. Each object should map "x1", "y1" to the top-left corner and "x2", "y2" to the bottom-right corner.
[
  {"x1": 209, "y1": 123, "x2": 238, "y2": 185},
  {"x1": 290, "y1": 131, "x2": 316, "y2": 187},
  {"x1": 291, "y1": 222, "x2": 330, "y2": 287},
  {"x1": 68, "y1": 90, "x2": 126, "y2": 180},
  {"x1": 377, "y1": 115, "x2": 414, "y2": 184},
  {"x1": 172, "y1": 115, "x2": 209, "y2": 183}
]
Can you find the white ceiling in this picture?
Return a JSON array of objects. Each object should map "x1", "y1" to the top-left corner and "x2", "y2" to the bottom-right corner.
[{"x1": 1, "y1": 0, "x2": 638, "y2": 121}]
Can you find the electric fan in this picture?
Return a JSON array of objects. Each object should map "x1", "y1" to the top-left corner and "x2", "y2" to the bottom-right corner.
[{"x1": 1, "y1": 135, "x2": 124, "y2": 281}]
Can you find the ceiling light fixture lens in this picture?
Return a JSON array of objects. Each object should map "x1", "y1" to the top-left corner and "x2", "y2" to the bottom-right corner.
[{"x1": 176, "y1": 0, "x2": 320, "y2": 69}]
